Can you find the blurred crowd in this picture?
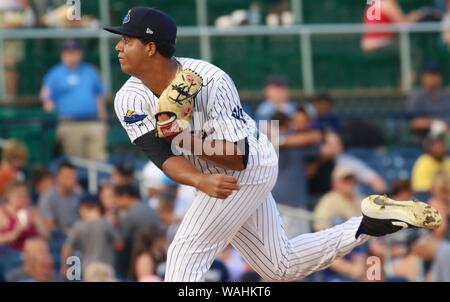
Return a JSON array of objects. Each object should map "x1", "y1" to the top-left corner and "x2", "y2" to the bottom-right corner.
[
  {"x1": 0, "y1": 0, "x2": 99, "y2": 102},
  {"x1": 0, "y1": 0, "x2": 450, "y2": 283},
  {"x1": 253, "y1": 65, "x2": 450, "y2": 282},
  {"x1": 0, "y1": 62, "x2": 449, "y2": 282},
  {"x1": 0, "y1": 144, "x2": 260, "y2": 282}
]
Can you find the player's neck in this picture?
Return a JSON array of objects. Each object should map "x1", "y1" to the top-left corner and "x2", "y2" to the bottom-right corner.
[{"x1": 139, "y1": 57, "x2": 180, "y2": 96}]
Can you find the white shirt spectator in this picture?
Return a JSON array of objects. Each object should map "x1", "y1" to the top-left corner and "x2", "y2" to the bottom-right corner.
[
  {"x1": 142, "y1": 161, "x2": 166, "y2": 209},
  {"x1": 174, "y1": 185, "x2": 196, "y2": 219}
]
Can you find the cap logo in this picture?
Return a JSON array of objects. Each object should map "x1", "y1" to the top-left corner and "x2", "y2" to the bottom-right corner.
[
  {"x1": 146, "y1": 28, "x2": 153, "y2": 34},
  {"x1": 122, "y1": 10, "x2": 131, "y2": 24}
]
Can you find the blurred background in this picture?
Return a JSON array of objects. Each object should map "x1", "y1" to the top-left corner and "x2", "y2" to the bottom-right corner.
[{"x1": 0, "y1": 0, "x2": 450, "y2": 282}]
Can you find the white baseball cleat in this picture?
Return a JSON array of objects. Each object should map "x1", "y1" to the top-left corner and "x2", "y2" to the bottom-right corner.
[{"x1": 356, "y1": 195, "x2": 442, "y2": 238}]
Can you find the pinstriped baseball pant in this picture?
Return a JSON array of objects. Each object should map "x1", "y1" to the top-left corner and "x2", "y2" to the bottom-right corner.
[{"x1": 164, "y1": 165, "x2": 370, "y2": 281}]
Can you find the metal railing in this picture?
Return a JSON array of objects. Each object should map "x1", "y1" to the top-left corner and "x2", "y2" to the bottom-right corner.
[
  {"x1": 66, "y1": 156, "x2": 148, "y2": 197},
  {"x1": 0, "y1": 20, "x2": 446, "y2": 98}
]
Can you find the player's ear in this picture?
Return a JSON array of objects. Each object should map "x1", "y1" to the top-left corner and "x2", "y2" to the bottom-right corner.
[{"x1": 146, "y1": 42, "x2": 157, "y2": 57}]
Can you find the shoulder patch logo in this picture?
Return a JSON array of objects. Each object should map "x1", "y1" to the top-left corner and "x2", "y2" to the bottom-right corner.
[{"x1": 123, "y1": 109, "x2": 147, "y2": 124}]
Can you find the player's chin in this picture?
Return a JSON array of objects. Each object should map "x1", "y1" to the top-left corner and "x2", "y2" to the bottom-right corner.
[
  {"x1": 119, "y1": 61, "x2": 132, "y2": 73},
  {"x1": 119, "y1": 63, "x2": 130, "y2": 73}
]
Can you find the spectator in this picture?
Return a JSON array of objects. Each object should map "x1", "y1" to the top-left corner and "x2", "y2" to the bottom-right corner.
[
  {"x1": 40, "y1": 39, "x2": 107, "y2": 161},
  {"x1": 407, "y1": 63, "x2": 450, "y2": 136},
  {"x1": 141, "y1": 161, "x2": 167, "y2": 209},
  {"x1": 0, "y1": 181, "x2": 48, "y2": 251},
  {"x1": 60, "y1": 194, "x2": 122, "y2": 276},
  {"x1": 324, "y1": 132, "x2": 387, "y2": 194},
  {"x1": 313, "y1": 167, "x2": 362, "y2": 231},
  {"x1": 313, "y1": 167, "x2": 366, "y2": 282},
  {"x1": 40, "y1": 2, "x2": 98, "y2": 28},
  {"x1": 368, "y1": 179, "x2": 418, "y2": 281},
  {"x1": 271, "y1": 111, "x2": 320, "y2": 209},
  {"x1": 214, "y1": 2, "x2": 262, "y2": 28},
  {"x1": 172, "y1": 184, "x2": 195, "y2": 223},
  {"x1": 0, "y1": 139, "x2": 28, "y2": 199},
  {"x1": 38, "y1": 161, "x2": 81, "y2": 234},
  {"x1": 99, "y1": 183, "x2": 119, "y2": 226},
  {"x1": 279, "y1": 107, "x2": 323, "y2": 148},
  {"x1": 276, "y1": 107, "x2": 333, "y2": 203},
  {"x1": 30, "y1": 166, "x2": 54, "y2": 205},
  {"x1": 442, "y1": 0, "x2": 450, "y2": 46},
  {"x1": 153, "y1": 190, "x2": 179, "y2": 244},
  {"x1": 388, "y1": 229, "x2": 425, "y2": 282},
  {"x1": 130, "y1": 225, "x2": 166, "y2": 282},
  {"x1": 412, "y1": 235, "x2": 450, "y2": 282},
  {"x1": 255, "y1": 75, "x2": 296, "y2": 122},
  {"x1": 110, "y1": 162, "x2": 135, "y2": 187},
  {"x1": 411, "y1": 134, "x2": 450, "y2": 192},
  {"x1": 310, "y1": 93, "x2": 341, "y2": 132},
  {"x1": 83, "y1": 262, "x2": 117, "y2": 282},
  {"x1": 391, "y1": 178, "x2": 414, "y2": 200},
  {"x1": 12, "y1": 238, "x2": 55, "y2": 282},
  {"x1": 205, "y1": 259, "x2": 230, "y2": 282},
  {"x1": 0, "y1": 0, "x2": 34, "y2": 101},
  {"x1": 428, "y1": 171, "x2": 450, "y2": 240},
  {"x1": 0, "y1": 182, "x2": 47, "y2": 281},
  {"x1": 156, "y1": 191, "x2": 176, "y2": 227},
  {"x1": 281, "y1": 108, "x2": 334, "y2": 201},
  {"x1": 361, "y1": 0, "x2": 423, "y2": 52},
  {"x1": 265, "y1": 0, "x2": 293, "y2": 27},
  {"x1": 113, "y1": 184, "x2": 161, "y2": 279},
  {"x1": 217, "y1": 245, "x2": 248, "y2": 281}
]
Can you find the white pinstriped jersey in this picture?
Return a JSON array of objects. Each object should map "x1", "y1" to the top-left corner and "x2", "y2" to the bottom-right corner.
[{"x1": 114, "y1": 57, "x2": 278, "y2": 184}]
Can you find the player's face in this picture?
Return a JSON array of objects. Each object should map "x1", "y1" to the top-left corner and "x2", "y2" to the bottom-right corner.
[{"x1": 115, "y1": 36, "x2": 148, "y2": 75}]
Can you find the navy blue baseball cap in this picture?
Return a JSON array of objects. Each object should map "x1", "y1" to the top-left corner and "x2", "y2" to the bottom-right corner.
[
  {"x1": 104, "y1": 7, "x2": 177, "y2": 46},
  {"x1": 422, "y1": 62, "x2": 443, "y2": 75},
  {"x1": 62, "y1": 39, "x2": 82, "y2": 51},
  {"x1": 80, "y1": 193, "x2": 100, "y2": 206}
]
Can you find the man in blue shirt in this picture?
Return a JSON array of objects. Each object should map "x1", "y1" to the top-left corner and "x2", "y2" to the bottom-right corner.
[
  {"x1": 407, "y1": 63, "x2": 450, "y2": 138},
  {"x1": 270, "y1": 111, "x2": 320, "y2": 209},
  {"x1": 255, "y1": 75, "x2": 296, "y2": 122},
  {"x1": 40, "y1": 39, "x2": 107, "y2": 161}
]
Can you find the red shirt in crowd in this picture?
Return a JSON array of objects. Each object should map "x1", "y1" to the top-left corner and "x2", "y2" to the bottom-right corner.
[
  {"x1": 362, "y1": 6, "x2": 396, "y2": 51},
  {"x1": 0, "y1": 206, "x2": 38, "y2": 251}
]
